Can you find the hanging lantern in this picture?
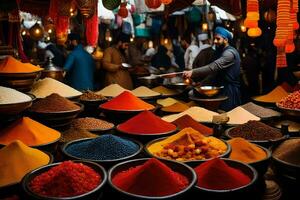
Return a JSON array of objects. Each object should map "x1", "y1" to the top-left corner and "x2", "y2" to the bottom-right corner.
[
  {"x1": 240, "y1": 25, "x2": 247, "y2": 32},
  {"x1": 145, "y1": 0, "x2": 162, "y2": 9},
  {"x1": 161, "y1": 0, "x2": 172, "y2": 5},
  {"x1": 247, "y1": 27, "x2": 262, "y2": 37},
  {"x1": 264, "y1": 9, "x2": 276, "y2": 23},
  {"x1": 118, "y1": 2, "x2": 128, "y2": 18},
  {"x1": 76, "y1": 0, "x2": 95, "y2": 18},
  {"x1": 202, "y1": 23, "x2": 208, "y2": 31},
  {"x1": 29, "y1": 23, "x2": 44, "y2": 41},
  {"x1": 59, "y1": 0, "x2": 73, "y2": 16},
  {"x1": 285, "y1": 43, "x2": 295, "y2": 53},
  {"x1": 20, "y1": 28, "x2": 29, "y2": 36},
  {"x1": 44, "y1": 18, "x2": 55, "y2": 36},
  {"x1": 102, "y1": 0, "x2": 121, "y2": 10}
]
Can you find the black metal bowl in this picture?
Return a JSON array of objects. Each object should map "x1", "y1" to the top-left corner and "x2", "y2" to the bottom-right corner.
[
  {"x1": 21, "y1": 160, "x2": 107, "y2": 200},
  {"x1": 61, "y1": 137, "x2": 143, "y2": 169},
  {"x1": 108, "y1": 158, "x2": 197, "y2": 199},
  {"x1": 192, "y1": 158, "x2": 259, "y2": 200},
  {"x1": 224, "y1": 127, "x2": 288, "y2": 148}
]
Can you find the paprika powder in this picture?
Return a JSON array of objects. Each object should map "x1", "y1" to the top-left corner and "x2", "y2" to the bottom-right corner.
[{"x1": 112, "y1": 158, "x2": 188, "y2": 196}]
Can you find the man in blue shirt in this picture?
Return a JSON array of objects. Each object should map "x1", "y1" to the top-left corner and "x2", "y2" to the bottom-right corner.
[
  {"x1": 64, "y1": 33, "x2": 95, "y2": 91},
  {"x1": 183, "y1": 27, "x2": 241, "y2": 111}
]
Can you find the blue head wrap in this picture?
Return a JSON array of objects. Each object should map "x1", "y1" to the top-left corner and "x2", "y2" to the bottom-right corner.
[{"x1": 214, "y1": 26, "x2": 233, "y2": 40}]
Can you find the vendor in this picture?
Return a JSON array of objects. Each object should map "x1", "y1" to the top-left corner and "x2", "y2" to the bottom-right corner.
[
  {"x1": 183, "y1": 27, "x2": 241, "y2": 111},
  {"x1": 102, "y1": 33, "x2": 133, "y2": 90}
]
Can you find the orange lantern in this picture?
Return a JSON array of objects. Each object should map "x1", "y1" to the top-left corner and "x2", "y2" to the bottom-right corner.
[
  {"x1": 247, "y1": 27, "x2": 262, "y2": 37},
  {"x1": 264, "y1": 9, "x2": 276, "y2": 23},
  {"x1": 244, "y1": 19, "x2": 258, "y2": 28},
  {"x1": 145, "y1": 0, "x2": 162, "y2": 9},
  {"x1": 161, "y1": 0, "x2": 172, "y2": 5},
  {"x1": 118, "y1": 2, "x2": 128, "y2": 18},
  {"x1": 285, "y1": 43, "x2": 295, "y2": 53}
]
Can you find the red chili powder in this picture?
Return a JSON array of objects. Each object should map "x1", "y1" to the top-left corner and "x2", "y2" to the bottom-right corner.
[
  {"x1": 112, "y1": 158, "x2": 189, "y2": 196},
  {"x1": 118, "y1": 111, "x2": 177, "y2": 134},
  {"x1": 29, "y1": 161, "x2": 101, "y2": 197},
  {"x1": 99, "y1": 91, "x2": 155, "y2": 111},
  {"x1": 172, "y1": 115, "x2": 213, "y2": 136},
  {"x1": 194, "y1": 158, "x2": 251, "y2": 190}
]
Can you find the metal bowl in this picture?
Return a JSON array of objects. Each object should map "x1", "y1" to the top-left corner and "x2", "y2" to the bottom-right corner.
[
  {"x1": 165, "y1": 82, "x2": 190, "y2": 91},
  {"x1": 121, "y1": 63, "x2": 132, "y2": 68},
  {"x1": 194, "y1": 86, "x2": 224, "y2": 97},
  {"x1": 138, "y1": 75, "x2": 161, "y2": 87}
]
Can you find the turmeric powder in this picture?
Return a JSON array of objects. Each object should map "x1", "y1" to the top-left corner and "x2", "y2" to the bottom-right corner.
[
  {"x1": 0, "y1": 140, "x2": 50, "y2": 187},
  {"x1": 161, "y1": 102, "x2": 190, "y2": 113},
  {"x1": 254, "y1": 86, "x2": 289, "y2": 103},
  {"x1": 0, "y1": 117, "x2": 61, "y2": 146},
  {"x1": 228, "y1": 137, "x2": 267, "y2": 163},
  {"x1": 0, "y1": 56, "x2": 42, "y2": 73},
  {"x1": 147, "y1": 127, "x2": 227, "y2": 161}
]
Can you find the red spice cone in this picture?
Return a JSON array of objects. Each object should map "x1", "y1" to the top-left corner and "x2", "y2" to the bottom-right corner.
[{"x1": 112, "y1": 158, "x2": 188, "y2": 196}]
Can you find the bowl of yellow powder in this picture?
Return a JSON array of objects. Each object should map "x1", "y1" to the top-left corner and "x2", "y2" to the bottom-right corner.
[{"x1": 228, "y1": 137, "x2": 271, "y2": 176}]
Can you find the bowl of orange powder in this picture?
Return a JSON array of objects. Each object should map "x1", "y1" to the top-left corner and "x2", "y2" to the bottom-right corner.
[{"x1": 108, "y1": 158, "x2": 197, "y2": 199}]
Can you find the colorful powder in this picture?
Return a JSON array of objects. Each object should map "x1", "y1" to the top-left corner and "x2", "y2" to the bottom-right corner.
[
  {"x1": 29, "y1": 161, "x2": 101, "y2": 197},
  {"x1": 172, "y1": 115, "x2": 213, "y2": 136},
  {"x1": 161, "y1": 102, "x2": 190, "y2": 113},
  {"x1": 0, "y1": 140, "x2": 50, "y2": 187},
  {"x1": 228, "y1": 138, "x2": 267, "y2": 163},
  {"x1": 96, "y1": 84, "x2": 130, "y2": 97},
  {"x1": 0, "y1": 56, "x2": 42, "y2": 73},
  {"x1": 0, "y1": 117, "x2": 61, "y2": 146},
  {"x1": 194, "y1": 158, "x2": 251, "y2": 190},
  {"x1": 112, "y1": 158, "x2": 189, "y2": 196},
  {"x1": 254, "y1": 86, "x2": 289, "y2": 103},
  {"x1": 118, "y1": 110, "x2": 176, "y2": 134},
  {"x1": 100, "y1": 91, "x2": 155, "y2": 111}
]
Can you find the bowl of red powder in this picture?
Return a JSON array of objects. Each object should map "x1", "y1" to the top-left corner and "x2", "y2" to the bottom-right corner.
[
  {"x1": 21, "y1": 160, "x2": 107, "y2": 200},
  {"x1": 116, "y1": 110, "x2": 178, "y2": 143},
  {"x1": 192, "y1": 158, "x2": 258, "y2": 199},
  {"x1": 108, "y1": 158, "x2": 197, "y2": 199}
]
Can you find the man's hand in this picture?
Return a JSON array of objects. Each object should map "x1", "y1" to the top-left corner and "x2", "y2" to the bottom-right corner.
[{"x1": 183, "y1": 70, "x2": 193, "y2": 79}]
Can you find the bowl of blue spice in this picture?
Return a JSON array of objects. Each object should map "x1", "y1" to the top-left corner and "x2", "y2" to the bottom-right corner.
[{"x1": 62, "y1": 134, "x2": 143, "y2": 169}]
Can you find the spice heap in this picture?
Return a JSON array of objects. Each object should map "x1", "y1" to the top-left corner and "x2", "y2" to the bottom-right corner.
[
  {"x1": 100, "y1": 91, "x2": 155, "y2": 111},
  {"x1": 0, "y1": 56, "x2": 42, "y2": 73},
  {"x1": 226, "y1": 107, "x2": 260, "y2": 125},
  {"x1": 29, "y1": 161, "x2": 101, "y2": 197},
  {"x1": 194, "y1": 158, "x2": 251, "y2": 190},
  {"x1": 161, "y1": 102, "x2": 190, "y2": 113},
  {"x1": 65, "y1": 134, "x2": 139, "y2": 160},
  {"x1": 96, "y1": 84, "x2": 129, "y2": 97},
  {"x1": 228, "y1": 121, "x2": 283, "y2": 141},
  {"x1": 60, "y1": 127, "x2": 98, "y2": 143},
  {"x1": 254, "y1": 86, "x2": 289, "y2": 103},
  {"x1": 29, "y1": 93, "x2": 80, "y2": 113},
  {"x1": 118, "y1": 111, "x2": 176, "y2": 134},
  {"x1": 147, "y1": 127, "x2": 227, "y2": 161},
  {"x1": 0, "y1": 86, "x2": 32, "y2": 104},
  {"x1": 0, "y1": 140, "x2": 50, "y2": 187},
  {"x1": 131, "y1": 86, "x2": 161, "y2": 97},
  {"x1": 0, "y1": 117, "x2": 61, "y2": 146},
  {"x1": 152, "y1": 86, "x2": 178, "y2": 96},
  {"x1": 112, "y1": 158, "x2": 189, "y2": 196},
  {"x1": 80, "y1": 91, "x2": 107, "y2": 101},
  {"x1": 71, "y1": 117, "x2": 114, "y2": 130},
  {"x1": 29, "y1": 78, "x2": 82, "y2": 98},
  {"x1": 277, "y1": 90, "x2": 300, "y2": 110},
  {"x1": 172, "y1": 115, "x2": 213, "y2": 136},
  {"x1": 162, "y1": 106, "x2": 218, "y2": 122},
  {"x1": 273, "y1": 138, "x2": 300, "y2": 165},
  {"x1": 228, "y1": 138, "x2": 267, "y2": 163},
  {"x1": 157, "y1": 97, "x2": 178, "y2": 107},
  {"x1": 242, "y1": 102, "x2": 281, "y2": 119}
]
